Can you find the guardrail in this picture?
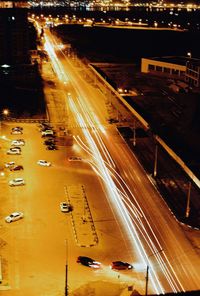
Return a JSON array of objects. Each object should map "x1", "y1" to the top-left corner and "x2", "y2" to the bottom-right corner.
[
  {"x1": 2, "y1": 118, "x2": 48, "y2": 123},
  {"x1": 89, "y1": 63, "x2": 200, "y2": 190}
]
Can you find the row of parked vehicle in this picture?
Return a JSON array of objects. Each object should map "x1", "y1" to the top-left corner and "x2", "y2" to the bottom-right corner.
[
  {"x1": 4, "y1": 127, "x2": 25, "y2": 222},
  {"x1": 7, "y1": 127, "x2": 25, "y2": 155},
  {"x1": 4, "y1": 125, "x2": 57, "y2": 223},
  {"x1": 38, "y1": 122, "x2": 58, "y2": 150}
]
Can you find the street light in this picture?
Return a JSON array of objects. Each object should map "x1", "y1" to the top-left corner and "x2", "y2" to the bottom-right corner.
[
  {"x1": 145, "y1": 249, "x2": 163, "y2": 296},
  {"x1": 2, "y1": 109, "x2": 9, "y2": 118},
  {"x1": 65, "y1": 239, "x2": 68, "y2": 296}
]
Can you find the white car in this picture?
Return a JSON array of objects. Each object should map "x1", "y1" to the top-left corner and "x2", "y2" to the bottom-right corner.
[
  {"x1": 9, "y1": 178, "x2": 25, "y2": 186},
  {"x1": 7, "y1": 149, "x2": 21, "y2": 155},
  {"x1": 5, "y1": 161, "x2": 15, "y2": 168},
  {"x1": 68, "y1": 156, "x2": 82, "y2": 161},
  {"x1": 5, "y1": 212, "x2": 24, "y2": 223},
  {"x1": 12, "y1": 126, "x2": 23, "y2": 131},
  {"x1": 11, "y1": 130, "x2": 23, "y2": 135},
  {"x1": 11, "y1": 140, "x2": 25, "y2": 146},
  {"x1": 41, "y1": 130, "x2": 54, "y2": 136},
  {"x1": 60, "y1": 202, "x2": 72, "y2": 213},
  {"x1": 37, "y1": 160, "x2": 51, "y2": 167}
]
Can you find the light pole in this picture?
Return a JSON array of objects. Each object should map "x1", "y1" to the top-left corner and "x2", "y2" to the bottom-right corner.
[
  {"x1": 145, "y1": 265, "x2": 149, "y2": 296},
  {"x1": 153, "y1": 143, "x2": 158, "y2": 178},
  {"x1": 65, "y1": 239, "x2": 68, "y2": 296},
  {"x1": 2, "y1": 108, "x2": 9, "y2": 118},
  {"x1": 145, "y1": 249, "x2": 163, "y2": 296},
  {"x1": 185, "y1": 181, "x2": 191, "y2": 218}
]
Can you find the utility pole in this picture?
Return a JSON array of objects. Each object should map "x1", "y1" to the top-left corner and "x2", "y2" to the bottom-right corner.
[
  {"x1": 145, "y1": 265, "x2": 149, "y2": 296},
  {"x1": 65, "y1": 239, "x2": 68, "y2": 296},
  {"x1": 185, "y1": 181, "x2": 191, "y2": 218},
  {"x1": 145, "y1": 249, "x2": 163, "y2": 296},
  {"x1": 133, "y1": 119, "x2": 136, "y2": 147},
  {"x1": 153, "y1": 143, "x2": 158, "y2": 178}
]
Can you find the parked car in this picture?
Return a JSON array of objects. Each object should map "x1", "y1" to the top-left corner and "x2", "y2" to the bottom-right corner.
[
  {"x1": 38, "y1": 123, "x2": 52, "y2": 129},
  {"x1": 11, "y1": 130, "x2": 23, "y2": 135},
  {"x1": 110, "y1": 261, "x2": 133, "y2": 270},
  {"x1": 10, "y1": 146, "x2": 21, "y2": 152},
  {"x1": 5, "y1": 212, "x2": 24, "y2": 223},
  {"x1": 37, "y1": 160, "x2": 51, "y2": 167},
  {"x1": 10, "y1": 165, "x2": 24, "y2": 171},
  {"x1": 46, "y1": 145, "x2": 57, "y2": 150},
  {"x1": 42, "y1": 134, "x2": 55, "y2": 138},
  {"x1": 44, "y1": 139, "x2": 55, "y2": 145},
  {"x1": 9, "y1": 178, "x2": 25, "y2": 186},
  {"x1": 108, "y1": 118, "x2": 119, "y2": 124},
  {"x1": 41, "y1": 130, "x2": 54, "y2": 136},
  {"x1": 17, "y1": 138, "x2": 25, "y2": 143},
  {"x1": 60, "y1": 202, "x2": 72, "y2": 213},
  {"x1": 77, "y1": 256, "x2": 101, "y2": 268},
  {"x1": 12, "y1": 126, "x2": 23, "y2": 131},
  {"x1": 40, "y1": 126, "x2": 54, "y2": 132},
  {"x1": 68, "y1": 156, "x2": 82, "y2": 161},
  {"x1": 5, "y1": 161, "x2": 15, "y2": 168},
  {"x1": 11, "y1": 140, "x2": 25, "y2": 146},
  {"x1": 7, "y1": 149, "x2": 21, "y2": 155}
]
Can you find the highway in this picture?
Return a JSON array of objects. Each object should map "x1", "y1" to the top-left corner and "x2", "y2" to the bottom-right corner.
[
  {"x1": 0, "y1": 25, "x2": 199, "y2": 296},
  {"x1": 43, "y1": 29, "x2": 200, "y2": 293}
]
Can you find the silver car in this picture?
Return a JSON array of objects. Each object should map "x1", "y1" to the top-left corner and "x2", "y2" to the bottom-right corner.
[
  {"x1": 60, "y1": 202, "x2": 72, "y2": 213},
  {"x1": 11, "y1": 140, "x2": 25, "y2": 146},
  {"x1": 37, "y1": 160, "x2": 51, "y2": 167},
  {"x1": 7, "y1": 149, "x2": 21, "y2": 155},
  {"x1": 9, "y1": 178, "x2": 25, "y2": 186},
  {"x1": 5, "y1": 212, "x2": 24, "y2": 223},
  {"x1": 5, "y1": 161, "x2": 15, "y2": 168}
]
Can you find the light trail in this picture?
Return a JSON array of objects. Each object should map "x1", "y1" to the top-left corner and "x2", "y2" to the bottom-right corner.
[
  {"x1": 42, "y1": 31, "x2": 185, "y2": 294},
  {"x1": 69, "y1": 97, "x2": 164, "y2": 294},
  {"x1": 73, "y1": 134, "x2": 184, "y2": 293}
]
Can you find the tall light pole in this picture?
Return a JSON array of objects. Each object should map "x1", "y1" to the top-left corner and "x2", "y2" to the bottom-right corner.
[
  {"x1": 145, "y1": 249, "x2": 163, "y2": 296},
  {"x1": 65, "y1": 239, "x2": 68, "y2": 296},
  {"x1": 153, "y1": 143, "x2": 158, "y2": 178},
  {"x1": 185, "y1": 181, "x2": 191, "y2": 218},
  {"x1": 145, "y1": 265, "x2": 149, "y2": 296}
]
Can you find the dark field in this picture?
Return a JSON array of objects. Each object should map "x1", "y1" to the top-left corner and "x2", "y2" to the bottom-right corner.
[{"x1": 53, "y1": 24, "x2": 200, "y2": 62}]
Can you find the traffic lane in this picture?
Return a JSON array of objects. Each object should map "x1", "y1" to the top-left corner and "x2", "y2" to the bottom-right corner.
[{"x1": 104, "y1": 130, "x2": 200, "y2": 291}]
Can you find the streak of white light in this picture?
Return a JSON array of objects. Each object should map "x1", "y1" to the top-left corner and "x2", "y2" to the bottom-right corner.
[
  {"x1": 76, "y1": 96, "x2": 116, "y2": 168},
  {"x1": 69, "y1": 98, "x2": 163, "y2": 294},
  {"x1": 43, "y1": 33, "x2": 69, "y2": 83},
  {"x1": 73, "y1": 132, "x2": 184, "y2": 292},
  {"x1": 88, "y1": 157, "x2": 183, "y2": 292},
  {"x1": 45, "y1": 32, "x2": 184, "y2": 292}
]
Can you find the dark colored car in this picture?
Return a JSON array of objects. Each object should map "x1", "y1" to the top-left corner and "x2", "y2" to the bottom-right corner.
[
  {"x1": 44, "y1": 139, "x2": 55, "y2": 145},
  {"x1": 42, "y1": 134, "x2": 55, "y2": 138},
  {"x1": 10, "y1": 165, "x2": 24, "y2": 171},
  {"x1": 40, "y1": 126, "x2": 53, "y2": 132},
  {"x1": 77, "y1": 256, "x2": 101, "y2": 268},
  {"x1": 46, "y1": 145, "x2": 57, "y2": 150},
  {"x1": 111, "y1": 261, "x2": 133, "y2": 270}
]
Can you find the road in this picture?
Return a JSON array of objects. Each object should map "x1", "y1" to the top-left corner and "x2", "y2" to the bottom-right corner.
[
  {"x1": 43, "y1": 29, "x2": 200, "y2": 293},
  {"x1": 0, "y1": 25, "x2": 199, "y2": 296}
]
